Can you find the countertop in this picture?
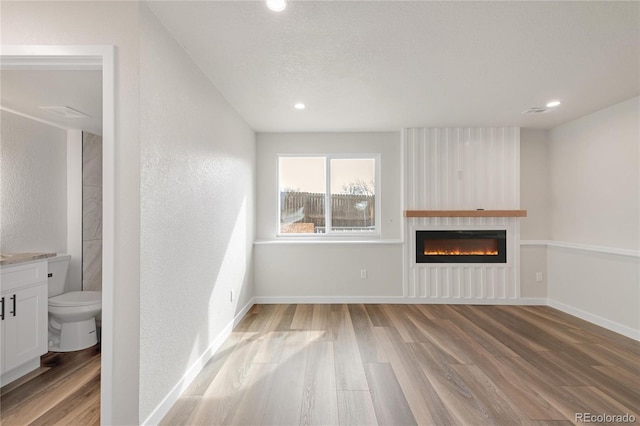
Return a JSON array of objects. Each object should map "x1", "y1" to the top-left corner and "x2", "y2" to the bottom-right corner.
[{"x1": 0, "y1": 252, "x2": 56, "y2": 266}]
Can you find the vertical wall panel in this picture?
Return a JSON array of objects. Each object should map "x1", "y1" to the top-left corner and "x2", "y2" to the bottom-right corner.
[
  {"x1": 463, "y1": 267, "x2": 472, "y2": 299},
  {"x1": 430, "y1": 268, "x2": 438, "y2": 298},
  {"x1": 475, "y1": 268, "x2": 483, "y2": 299},
  {"x1": 404, "y1": 127, "x2": 520, "y2": 210},
  {"x1": 403, "y1": 127, "x2": 522, "y2": 302}
]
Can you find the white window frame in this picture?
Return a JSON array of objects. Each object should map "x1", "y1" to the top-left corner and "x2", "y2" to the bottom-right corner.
[{"x1": 277, "y1": 153, "x2": 381, "y2": 238}]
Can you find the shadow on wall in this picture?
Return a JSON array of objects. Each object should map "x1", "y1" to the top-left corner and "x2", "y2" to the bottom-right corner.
[
  {"x1": 140, "y1": 186, "x2": 254, "y2": 421},
  {"x1": 195, "y1": 196, "x2": 251, "y2": 367}
]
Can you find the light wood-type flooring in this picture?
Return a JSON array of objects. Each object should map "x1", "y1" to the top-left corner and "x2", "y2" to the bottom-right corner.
[
  {"x1": 0, "y1": 345, "x2": 100, "y2": 426},
  {"x1": 1, "y1": 305, "x2": 638, "y2": 426},
  {"x1": 162, "y1": 304, "x2": 639, "y2": 426}
]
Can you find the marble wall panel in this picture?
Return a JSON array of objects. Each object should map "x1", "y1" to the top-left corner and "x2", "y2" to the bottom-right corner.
[
  {"x1": 82, "y1": 131, "x2": 102, "y2": 291},
  {"x1": 83, "y1": 185, "x2": 103, "y2": 241},
  {"x1": 82, "y1": 132, "x2": 102, "y2": 187},
  {"x1": 82, "y1": 239, "x2": 102, "y2": 291}
]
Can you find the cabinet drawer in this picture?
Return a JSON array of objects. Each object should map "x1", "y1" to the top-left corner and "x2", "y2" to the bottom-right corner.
[{"x1": 1, "y1": 261, "x2": 48, "y2": 293}]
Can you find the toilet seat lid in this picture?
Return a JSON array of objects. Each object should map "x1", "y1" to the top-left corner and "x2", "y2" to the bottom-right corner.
[{"x1": 49, "y1": 291, "x2": 102, "y2": 307}]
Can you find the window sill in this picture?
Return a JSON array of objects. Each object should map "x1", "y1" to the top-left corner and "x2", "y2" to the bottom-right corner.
[{"x1": 254, "y1": 239, "x2": 403, "y2": 245}]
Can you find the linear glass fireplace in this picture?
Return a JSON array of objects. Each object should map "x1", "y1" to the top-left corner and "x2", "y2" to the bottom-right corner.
[{"x1": 416, "y1": 230, "x2": 507, "y2": 263}]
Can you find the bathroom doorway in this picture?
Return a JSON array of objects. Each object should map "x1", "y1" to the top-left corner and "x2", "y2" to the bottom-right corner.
[{"x1": 0, "y1": 45, "x2": 115, "y2": 423}]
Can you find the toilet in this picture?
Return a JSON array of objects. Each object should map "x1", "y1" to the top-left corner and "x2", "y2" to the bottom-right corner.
[{"x1": 47, "y1": 255, "x2": 101, "y2": 352}]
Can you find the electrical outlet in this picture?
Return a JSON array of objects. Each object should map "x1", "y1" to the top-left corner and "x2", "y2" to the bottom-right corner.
[
  {"x1": 535, "y1": 272, "x2": 543, "y2": 282},
  {"x1": 360, "y1": 269, "x2": 367, "y2": 279},
  {"x1": 230, "y1": 290, "x2": 234, "y2": 302}
]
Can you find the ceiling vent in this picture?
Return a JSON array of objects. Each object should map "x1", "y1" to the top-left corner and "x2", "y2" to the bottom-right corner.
[
  {"x1": 521, "y1": 107, "x2": 548, "y2": 114},
  {"x1": 38, "y1": 106, "x2": 90, "y2": 119}
]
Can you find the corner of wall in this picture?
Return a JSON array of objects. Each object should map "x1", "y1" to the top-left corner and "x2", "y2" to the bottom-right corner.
[{"x1": 544, "y1": 97, "x2": 640, "y2": 340}]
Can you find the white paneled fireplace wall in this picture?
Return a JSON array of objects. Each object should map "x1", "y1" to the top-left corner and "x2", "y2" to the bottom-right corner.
[{"x1": 403, "y1": 127, "x2": 525, "y2": 303}]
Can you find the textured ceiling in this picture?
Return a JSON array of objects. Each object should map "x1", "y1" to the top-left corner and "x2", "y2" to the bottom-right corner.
[{"x1": 147, "y1": 1, "x2": 639, "y2": 132}]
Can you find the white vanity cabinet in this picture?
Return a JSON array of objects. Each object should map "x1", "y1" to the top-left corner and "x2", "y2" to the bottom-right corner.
[{"x1": 0, "y1": 261, "x2": 49, "y2": 385}]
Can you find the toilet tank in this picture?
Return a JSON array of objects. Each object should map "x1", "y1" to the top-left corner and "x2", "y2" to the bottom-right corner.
[{"x1": 47, "y1": 254, "x2": 71, "y2": 298}]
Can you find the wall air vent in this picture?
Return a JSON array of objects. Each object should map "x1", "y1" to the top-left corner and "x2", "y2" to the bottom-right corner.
[
  {"x1": 38, "y1": 106, "x2": 91, "y2": 119},
  {"x1": 521, "y1": 107, "x2": 548, "y2": 114}
]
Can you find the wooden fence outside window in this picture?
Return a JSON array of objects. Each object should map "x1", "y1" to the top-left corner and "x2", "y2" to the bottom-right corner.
[{"x1": 280, "y1": 192, "x2": 375, "y2": 233}]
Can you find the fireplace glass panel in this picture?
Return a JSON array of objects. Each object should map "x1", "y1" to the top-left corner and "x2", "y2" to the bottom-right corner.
[
  {"x1": 416, "y1": 230, "x2": 506, "y2": 263},
  {"x1": 424, "y1": 238, "x2": 499, "y2": 256}
]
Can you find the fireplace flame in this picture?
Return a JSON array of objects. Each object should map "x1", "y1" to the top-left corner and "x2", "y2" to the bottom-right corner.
[{"x1": 424, "y1": 249, "x2": 499, "y2": 256}]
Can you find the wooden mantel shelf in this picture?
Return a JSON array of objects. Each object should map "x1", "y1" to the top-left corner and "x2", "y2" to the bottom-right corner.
[{"x1": 404, "y1": 210, "x2": 527, "y2": 218}]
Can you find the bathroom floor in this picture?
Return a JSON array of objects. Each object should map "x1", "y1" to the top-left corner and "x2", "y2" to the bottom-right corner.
[{"x1": 0, "y1": 345, "x2": 100, "y2": 425}]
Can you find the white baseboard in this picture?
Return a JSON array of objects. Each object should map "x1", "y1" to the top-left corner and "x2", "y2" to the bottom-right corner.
[
  {"x1": 254, "y1": 296, "x2": 547, "y2": 305},
  {"x1": 547, "y1": 298, "x2": 640, "y2": 341},
  {"x1": 141, "y1": 298, "x2": 255, "y2": 426},
  {"x1": 0, "y1": 358, "x2": 40, "y2": 387},
  {"x1": 254, "y1": 296, "x2": 405, "y2": 304}
]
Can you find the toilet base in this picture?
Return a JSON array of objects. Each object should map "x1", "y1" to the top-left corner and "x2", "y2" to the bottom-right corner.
[{"x1": 49, "y1": 317, "x2": 98, "y2": 352}]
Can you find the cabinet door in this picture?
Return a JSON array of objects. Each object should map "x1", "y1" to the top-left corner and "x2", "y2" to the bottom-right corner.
[
  {"x1": 3, "y1": 284, "x2": 48, "y2": 373},
  {"x1": 0, "y1": 315, "x2": 5, "y2": 373}
]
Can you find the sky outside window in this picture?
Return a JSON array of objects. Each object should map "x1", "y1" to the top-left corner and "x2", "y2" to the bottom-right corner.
[
  {"x1": 330, "y1": 158, "x2": 375, "y2": 194},
  {"x1": 279, "y1": 157, "x2": 375, "y2": 194},
  {"x1": 279, "y1": 157, "x2": 325, "y2": 193}
]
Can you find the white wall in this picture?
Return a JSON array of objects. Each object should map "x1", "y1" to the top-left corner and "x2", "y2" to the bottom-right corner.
[
  {"x1": 520, "y1": 129, "x2": 551, "y2": 240},
  {"x1": 0, "y1": 110, "x2": 67, "y2": 253},
  {"x1": 1, "y1": 2, "x2": 142, "y2": 423},
  {"x1": 519, "y1": 129, "x2": 551, "y2": 298},
  {"x1": 550, "y1": 97, "x2": 639, "y2": 249},
  {"x1": 255, "y1": 132, "x2": 403, "y2": 299},
  {"x1": 548, "y1": 247, "x2": 639, "y2": 334},
  {"x1": 519, "y1": 244, "x2": 547, "y2": 298},
  {"x1": 548, "y1": 97, "x2": 639, "y2": 337},
  {"x1": 255, "y1": 242, "x2": 403, "y2": 299},
  {"x1": 139, "y1": 5, "x2": 255, "y2": 421}
]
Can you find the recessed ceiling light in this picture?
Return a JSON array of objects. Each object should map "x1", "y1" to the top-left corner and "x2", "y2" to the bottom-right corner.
[
  {"x1": 546, "y1": 100, "x2": 561, "y2": 108},
  {"x1": 294, "y1": 103, "x2": 306, "y2": 110},
  {"x1": 266, "y1": 0, "x2": 286, "y2": 12}
]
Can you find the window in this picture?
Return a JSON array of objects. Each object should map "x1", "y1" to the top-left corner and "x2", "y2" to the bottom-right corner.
[{"x1": 278, "y1": 155, "x2": 379, "y2": 236}]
